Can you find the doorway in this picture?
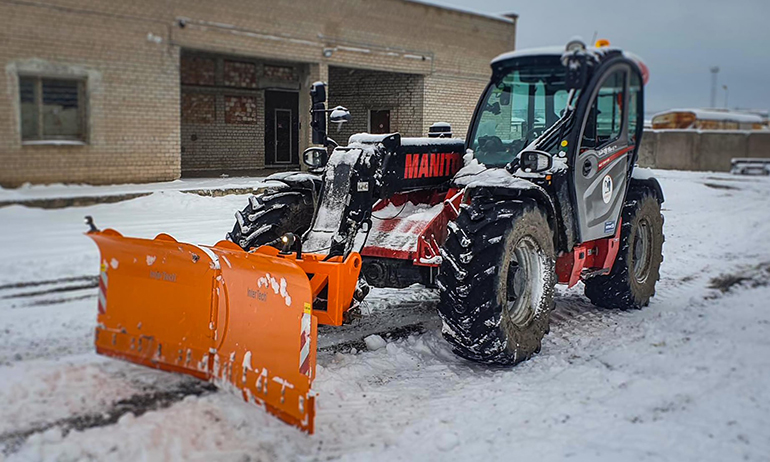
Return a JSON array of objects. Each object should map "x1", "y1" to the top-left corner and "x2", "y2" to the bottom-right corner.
[
  {"x1": 265, "y1": 90, "x2": 299, "y2": 166},
  {"x1": 369, "y1": 109, "x2": 391, "y2": 134}
]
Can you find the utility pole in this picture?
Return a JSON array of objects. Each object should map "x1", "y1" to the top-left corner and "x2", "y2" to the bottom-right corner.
[
  {"x1": 710, "y1": 66, "x2": 720, "y2": 108},
  {"x1": 722, "y1": 85, "x2": 729, "y2": 108}
]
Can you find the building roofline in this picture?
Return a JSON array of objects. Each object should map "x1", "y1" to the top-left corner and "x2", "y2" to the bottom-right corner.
[{"x1": 404, "y1": 0, "x2": 517, "y2": 24}]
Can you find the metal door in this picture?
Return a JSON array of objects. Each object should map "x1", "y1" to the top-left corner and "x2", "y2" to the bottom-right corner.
[
  {"x1": 573, "y1": 66, "x2": 632, "y2": 242},
  {"x1": 369, "y1": 110, "x2": 390, "y2": 134},
  {"x1": 265, "y1": 91, "x2": 299, "y2": 166}
]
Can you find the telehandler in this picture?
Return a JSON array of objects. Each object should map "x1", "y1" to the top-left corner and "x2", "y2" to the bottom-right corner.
[{"x1": 87, "y1": 39, "x2": 663, "y2": 433}]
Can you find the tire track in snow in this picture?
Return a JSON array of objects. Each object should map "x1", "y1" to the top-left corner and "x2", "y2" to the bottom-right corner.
[
  {"x1": 0, "y1": 275, "x2": 96, "y2": 291},
  {"x1": 0, "y1": 379, "x2": 216, "y2": 456},
  {"x1": 0, "y1": 275, "x2": 98, "y2": 309}
]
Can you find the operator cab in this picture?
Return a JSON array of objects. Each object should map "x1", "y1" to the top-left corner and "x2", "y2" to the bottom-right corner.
[
  {"x1": 467, "y1": 40, "x2": 648, "y2": 175},
  {"x1": 466, "y1": 39, "x2": 649, "y2": 243}
]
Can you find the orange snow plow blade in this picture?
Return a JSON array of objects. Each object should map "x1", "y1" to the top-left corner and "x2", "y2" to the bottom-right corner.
[{"x1": 87, "y1": 229, "x2": 359, "y2": 433}]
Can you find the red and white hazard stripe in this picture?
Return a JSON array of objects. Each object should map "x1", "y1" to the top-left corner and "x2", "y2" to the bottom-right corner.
[
  {"x1": 299, "y1": 302, "x2": 312, "y2": 377},
  {"x1": 97, "y1": 261, "x2": 108, "y2": 314}
]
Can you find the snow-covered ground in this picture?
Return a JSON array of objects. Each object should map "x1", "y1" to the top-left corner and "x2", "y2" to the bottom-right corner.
[
  {"x1": 0, "y1": 176, "x2": 267, "y2": 203},
  {"x1": 1, "y1": 170, "x2": 769, "y2": 461}
]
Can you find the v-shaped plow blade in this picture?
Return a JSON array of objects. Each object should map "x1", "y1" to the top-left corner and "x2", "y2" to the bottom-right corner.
[{"x1": 88, "y1": 229, "x2": 318, "y2": 432}]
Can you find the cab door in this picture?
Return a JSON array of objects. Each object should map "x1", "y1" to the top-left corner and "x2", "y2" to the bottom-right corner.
[{"x1": 573, "y1": 65, "x2": 636, "y2": 242}]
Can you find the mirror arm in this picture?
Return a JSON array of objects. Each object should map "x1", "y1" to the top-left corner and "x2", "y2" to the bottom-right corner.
[{"x1": 505, "y1": 157, "x2": 520, "y2": 174}]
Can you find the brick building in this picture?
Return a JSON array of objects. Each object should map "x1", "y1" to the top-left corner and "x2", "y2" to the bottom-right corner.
[{"x1": 0, "y1": 0, "x2": 516, "y2": 187}]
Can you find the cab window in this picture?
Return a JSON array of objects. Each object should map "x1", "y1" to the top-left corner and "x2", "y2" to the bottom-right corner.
[
  {"x1": 582, "y1": 70, "x2": 625, "y2": 150},
  {"x1": 628, "y1": 72, "x2": 642, "y2": 144},
  {"x1": 468, "y1": 60, "x2": 571, "y2": 167}
]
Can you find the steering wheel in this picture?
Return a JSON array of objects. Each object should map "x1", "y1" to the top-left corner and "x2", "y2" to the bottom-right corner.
[{"x1": 478, "y1": 135, "x2": 505, "y2": 154}]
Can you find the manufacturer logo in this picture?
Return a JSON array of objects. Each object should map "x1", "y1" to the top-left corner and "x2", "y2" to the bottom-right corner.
[
  {"x1": 602, "y1": 174, "x2": 613, "y2": 204},
  {"x1": 604, "y1": 221, "x2": 616, "y2": 234},
  {"x1": 149, "y1": 270, "x2": 176, "y2": 282},
  {"x1": 597, "y1": 145, "x2": 634, "y2": 171},
  {"x1": 597, "y1": 144, "x2": 619, "y2": 157},
  {"x1": 247, "y1": 287, "x2": 267, "y2": 301},
  {"x1": 404, "y1": 152, "x2": 462, "y2": 179}
]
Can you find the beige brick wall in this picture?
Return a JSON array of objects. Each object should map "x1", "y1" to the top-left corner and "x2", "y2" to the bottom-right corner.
[
  {"x1": 0, "y1": 0, "x2": 515, "y2": 187},
  {"x1": 0, "y1": 0, "x2": 181, "y2": 186},
  {"x1": 423, "y1": 74, "x2": 490, "y2": 139},
  {"x1": 328, "y1": 66, "x2": 424, "y2": 143}
]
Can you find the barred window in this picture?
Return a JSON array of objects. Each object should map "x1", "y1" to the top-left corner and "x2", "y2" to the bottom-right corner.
[{"x1": 19, "y1": 76, "x2": 86, "y2": 142}]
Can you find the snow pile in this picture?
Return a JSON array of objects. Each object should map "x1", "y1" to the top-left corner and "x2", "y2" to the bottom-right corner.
[{"x1": 364, "y1": 335, "x2": 387, "y2": 351}]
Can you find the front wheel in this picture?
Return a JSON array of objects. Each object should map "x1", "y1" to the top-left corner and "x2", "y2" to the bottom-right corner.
[
  {"x1": 437, "y1": 195, "x2": 556, "y2": 365},
  {"x1": 226, "y1": 189, "x2": 314, "y2": 251},
  {"x1": 584, "y1": 189, "x2": 664, "y2": 309}
]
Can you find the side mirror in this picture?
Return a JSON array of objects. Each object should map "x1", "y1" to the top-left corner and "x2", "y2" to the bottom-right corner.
[
  {"x1": 303, "y1": 147, "x2": 328, "y2": 170},
  {"x1": 329, "y1": 106, "x2": 351, "y2": 124},
  {"x1": 519, "y1": 150, "x2": 553, "y2": 173}
]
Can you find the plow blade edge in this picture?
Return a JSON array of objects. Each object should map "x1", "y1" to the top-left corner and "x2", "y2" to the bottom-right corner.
[{"x1": 88, "y1": 229, "x2": 318, "y2": 432}]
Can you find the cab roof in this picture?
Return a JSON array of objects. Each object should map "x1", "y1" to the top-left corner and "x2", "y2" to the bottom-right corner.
[
  {"x1": 490, "y1": 46, "x2": 649, "y2": 84},
  {"x1": 491, "y1": 46, "x2": 623, "y2": 65}
]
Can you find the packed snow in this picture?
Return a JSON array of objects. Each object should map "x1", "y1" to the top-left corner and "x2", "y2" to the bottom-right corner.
[
  {"x1": 365, "y1": 201, "x2": 445, "y2": 253},
  {"x1": 1, "y1": 170, "x2": 769, "y2": 461}
]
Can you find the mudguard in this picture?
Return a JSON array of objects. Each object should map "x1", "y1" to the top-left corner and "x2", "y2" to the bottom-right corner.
[
  {"x1": 630, "y1": 168, "x2": 665, "y2": 203},
  {"x1": 89, "y1": 229, "x2": 318, "y2": 432}
]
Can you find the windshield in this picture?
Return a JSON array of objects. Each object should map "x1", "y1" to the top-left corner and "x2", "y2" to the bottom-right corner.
[{"x1": 469, "y1": 61, "x2": 571, "y2": 167}]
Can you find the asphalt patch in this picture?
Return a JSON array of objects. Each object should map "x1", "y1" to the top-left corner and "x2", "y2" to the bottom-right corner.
[{"x1": 709, "y1": 262, "x2": 770, "y2": 293}]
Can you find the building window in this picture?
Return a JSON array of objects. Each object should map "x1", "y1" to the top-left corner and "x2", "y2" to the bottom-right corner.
[
  {"x1": 225, "y1": 95, "x2": 258, "y2": 124},
  {"x1": 181, "y1": 56, "x2": 216, "y2": 86},
  {"x1": 224, "y1": 61, "x2": 258, "y2": 89},
  {"x1": 264, "y1": 65, "x2": 295, "y2": 82},
  {"x1": 369, "y1": 110, "x2": 390, "y2": 134},
  {"x1": 20, "y1": 76, "x2": 86, "y2": 142},
  {"x1": 181, "y1": 93, "x2": 216, "y2": 124}
]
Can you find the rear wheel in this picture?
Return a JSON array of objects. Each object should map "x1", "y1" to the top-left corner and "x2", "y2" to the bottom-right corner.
[
  {"x1": 227, "y1": 189, "x2": 314, "y2": 251},
  {"x1": 437, "y1": 196, "x2": 556, "y2": 365},
  {"x1": 584, "y1": 189, "x2": 664, "y2": 309}
]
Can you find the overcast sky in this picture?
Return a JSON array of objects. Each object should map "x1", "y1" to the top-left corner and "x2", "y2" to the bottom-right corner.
[{"x1": 434, "y1": 0, "x2": 770, "y2": 115}]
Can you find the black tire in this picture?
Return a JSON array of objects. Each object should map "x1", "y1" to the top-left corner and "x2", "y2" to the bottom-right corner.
[
  {"x1": 227, "y1": 189, "x2": 314, "y2": 251},
  {"x1": 584, "y1": 188, "x2": 664, "y2": 309},
  {"x1": 437, "y1": 196, "x2": 556, "y2": 365}
]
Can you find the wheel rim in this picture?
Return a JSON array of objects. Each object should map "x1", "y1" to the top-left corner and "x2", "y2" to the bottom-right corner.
[
  {"x1": 505, "y1": 236, "x2": 542, "y2": 327},
  {"x1": 632, "y1": 218, "x2": 653, "y2": 284}
]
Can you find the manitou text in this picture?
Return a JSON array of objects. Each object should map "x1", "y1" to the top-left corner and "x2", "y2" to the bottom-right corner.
[{"x1": 404, "y1": 153, "x2": 463, "y2": 179}]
